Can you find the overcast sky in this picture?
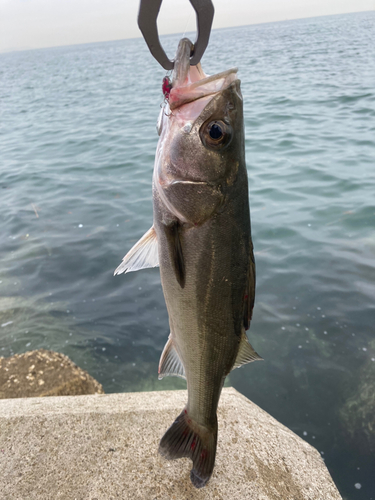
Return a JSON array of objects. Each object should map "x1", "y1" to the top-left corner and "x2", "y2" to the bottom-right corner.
[{"x1": 0, "y1": 0, "x2": 374, "y2": 53}]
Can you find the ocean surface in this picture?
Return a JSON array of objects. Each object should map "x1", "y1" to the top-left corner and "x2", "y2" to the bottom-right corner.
[{"x1": 1, "y1": 10, "x2": 374, "y2": 499}]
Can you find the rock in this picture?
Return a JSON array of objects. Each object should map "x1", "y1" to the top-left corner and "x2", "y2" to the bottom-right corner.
[
  {"x1": 0, "y1": 388, "x2": 342, "y2": 499},
  {"x1": 0, "y1": 349, "x2": 104, "y2": 398}
]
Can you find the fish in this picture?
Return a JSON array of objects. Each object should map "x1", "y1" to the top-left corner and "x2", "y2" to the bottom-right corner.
[{"x1": 114, "y1": 38, "x2": 261, "y2": 488}]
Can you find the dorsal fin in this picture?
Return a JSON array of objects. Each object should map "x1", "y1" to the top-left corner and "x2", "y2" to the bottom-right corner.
[
  {"x1": 114, "y1": 226, "x2": 159, "y2": 275},
  {"x1": 232, "y1": 330, "x2": 262, "y2": 370},
  {"x1": 158, "y1": 335, "x2": 186, "y2": 380}
]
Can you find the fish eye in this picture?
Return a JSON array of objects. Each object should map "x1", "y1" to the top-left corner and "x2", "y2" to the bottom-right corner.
[
  {"x1": 200, "y1": 120, "x2": 232, "y2": 150},
  {"x1": 209, "y1": 123, "x2": 223, "y2": 140}
]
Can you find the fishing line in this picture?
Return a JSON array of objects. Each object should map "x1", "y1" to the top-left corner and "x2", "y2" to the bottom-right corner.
[{"x1": 182, "y1": 7, "x2": 194, "y2": 40}]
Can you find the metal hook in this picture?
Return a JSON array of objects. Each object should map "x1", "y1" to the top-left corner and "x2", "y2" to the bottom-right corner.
[{"x1": 138, "y1": 0, "x2": 214, "y2": 70}]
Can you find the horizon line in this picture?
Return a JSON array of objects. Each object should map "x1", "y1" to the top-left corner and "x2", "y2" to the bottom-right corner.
[{"x1": 1, "y1": 8, "x2": 373, "y2": 55}]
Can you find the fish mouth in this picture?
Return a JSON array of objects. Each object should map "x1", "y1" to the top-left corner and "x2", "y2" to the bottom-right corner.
[
  {"x1": 169, "y1": 38, "x2": 238, "y2": 110},
  {"x1": 169, "y1": 179, "x2": 210, "y2": 186},
  {"x1": 169, "y1": 68, "x2": 238, "y2": 110},
  {"x1": 159, "y1": 177, "x2": 213, "y2": 189}
]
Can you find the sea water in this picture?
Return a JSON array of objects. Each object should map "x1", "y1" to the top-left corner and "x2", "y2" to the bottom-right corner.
[{"x1": 1, "y1": 11, "x2": 374, "y2": 499}]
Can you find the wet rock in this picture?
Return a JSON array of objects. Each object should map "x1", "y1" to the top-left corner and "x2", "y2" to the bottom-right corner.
[{"x1": 0, "y1": 349, "x2": 104, "y2": 398}]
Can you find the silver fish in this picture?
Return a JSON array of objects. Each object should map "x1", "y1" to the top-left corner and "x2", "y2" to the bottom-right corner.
[{"x1": 115, "y1": 38, "x2": 261, "y2": 488}]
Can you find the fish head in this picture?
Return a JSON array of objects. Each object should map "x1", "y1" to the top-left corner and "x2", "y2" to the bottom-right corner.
[
  {"x1": 169, "y1": 81, "x2": 244, "y2": 184},
  {"x1": 154, "y1": 39, "x2": 245, "y2": 225}
]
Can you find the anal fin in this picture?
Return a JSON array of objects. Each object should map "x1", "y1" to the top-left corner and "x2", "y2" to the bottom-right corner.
[
  {"x1": 232, "y1": 329, "x2": 262, "y2": 370},
  {"x1": 158, "y1": 335, "x2": 186, "y2": 380},
  {"x1": 114, "y1": 226, "x2": 159, "y2": 275}
]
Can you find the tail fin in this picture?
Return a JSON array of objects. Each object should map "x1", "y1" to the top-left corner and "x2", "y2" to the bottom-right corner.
[{"x1": 158, "y1": 408, "x2": 218, "y2": 488}]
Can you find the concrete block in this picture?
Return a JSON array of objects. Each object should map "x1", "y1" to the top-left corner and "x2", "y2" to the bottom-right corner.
[{"x1": 0, "y1": 388, "x2": 342, "y2": 499}]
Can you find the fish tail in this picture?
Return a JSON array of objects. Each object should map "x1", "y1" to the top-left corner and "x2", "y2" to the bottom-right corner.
[{"x1": 158, "y1": 407, "x2": 218, "y2": 489}]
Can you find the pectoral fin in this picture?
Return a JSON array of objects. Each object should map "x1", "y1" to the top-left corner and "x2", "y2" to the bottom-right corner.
[
  {"x1": 164, "y1": 222, "x2": 185, "y2": 288},
  {"x1": 114, "y1": 226, "x2": 159, "y2": 275},
  {"x1": 158, "y1": 335, "x2": 186, "y2": 380},
  {"x1": 243, "y1": 241, "x2": 256, "y2": 330},
  {"x1": 232, "y1": 330, "x2": 262, "y2": 370}
]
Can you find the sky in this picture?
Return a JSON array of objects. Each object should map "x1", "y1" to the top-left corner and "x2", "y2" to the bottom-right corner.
[{"x1": 0, "y1": 0, "x2": 374, "y2": 53}]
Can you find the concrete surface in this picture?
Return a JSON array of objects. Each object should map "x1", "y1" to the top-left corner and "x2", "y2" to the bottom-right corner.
[
  {"x1": 0, "y1": 388, "x2": 342, "y2": 500},
  {"x1": 0, "y1": 349, "x2": 104, "y2": 399}
]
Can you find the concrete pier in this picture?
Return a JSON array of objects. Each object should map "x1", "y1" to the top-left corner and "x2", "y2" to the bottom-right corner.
[{"x1": 0, "y1": 388, "x2": 342, "y2": 499}]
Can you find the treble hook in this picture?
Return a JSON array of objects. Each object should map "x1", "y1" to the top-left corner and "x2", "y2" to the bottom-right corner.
[{"x1": 138, "y1": 0, "x2": 215, "y2": 70}]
